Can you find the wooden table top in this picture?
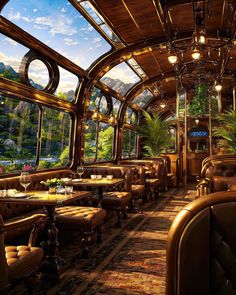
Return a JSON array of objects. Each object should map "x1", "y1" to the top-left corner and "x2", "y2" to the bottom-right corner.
[
  {"x1": 0, "y1": 190, "x2": 91, "y2": 206},
  {"x1": 67, "y1": 178, "x2": 125, "y2": 187}
]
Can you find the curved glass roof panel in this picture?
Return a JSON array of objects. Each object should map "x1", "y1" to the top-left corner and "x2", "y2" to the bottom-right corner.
[
  {"x1": 0, "y1": 33, "x2": 28, "y2": 82},
  {"x1": 100, "y1": 62, "x2": 141, "y2": 96},
  {"x1": 132, "y1": 89, "x2": 154, "y2": 108},
  {"x1": 1, "y1": 0, "x2": 112, "y2": 69}
]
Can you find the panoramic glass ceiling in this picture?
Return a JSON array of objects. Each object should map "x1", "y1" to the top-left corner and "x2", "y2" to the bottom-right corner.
[
  {"x1": 100, "y1": 61, "x2": 141, "y2": 97},
  {"x1": 1, "y1": 0, "x2": 112, "y2": 69},
  {"x1": 132, "y1": 89, "x2": 154, "y2": 108}
]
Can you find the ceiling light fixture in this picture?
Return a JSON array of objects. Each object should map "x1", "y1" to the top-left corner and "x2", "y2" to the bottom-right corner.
[
  {"x1": 191, "y1": 47, "x2": 201, "y2": 60},
  {"x1": 215, "y1": 81, "x2": 222, "y2": 92}
]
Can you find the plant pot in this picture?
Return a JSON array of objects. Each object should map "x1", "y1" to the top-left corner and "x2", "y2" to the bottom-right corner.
[{"x1": 48, "y1": 187, "x2": 56, "y2": 194}]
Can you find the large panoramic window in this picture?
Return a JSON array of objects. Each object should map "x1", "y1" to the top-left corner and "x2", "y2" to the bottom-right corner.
[
  {"x1": 0, "y1": 96, "x2": 39, "y2": 174},
  {"x1": 0, "y1": 95, "x2": 71, "y2": 174},
  {"x1": 100, "y1": 61, "x2": 141, "y2": 96},
  {"x1": 84, "y1": 120, "x2": 114, "y2": 163},
  {"x1": 122, "y1": 129, "x2": 137, "y2": 158},
  {"x1": 39, "y1": 107, "x2": 71, "y2": 169},
  {"x1": 132, "y1": 89, "x2": 154, "y2": 108},
  {"x1": 1, "y1": 0, "x2": 111, "y2": 69}
]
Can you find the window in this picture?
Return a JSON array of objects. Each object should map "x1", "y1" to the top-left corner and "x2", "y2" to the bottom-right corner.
[
  {"x1": 100, "y1": 61, "x2": 141, "y2": 96},
  {"x1": 122, "y1": 129, "x2": 137, "y2": 158},
  {"x1": 84, "y1": 120, "x2": 114, "y2": 163},
  {"x1": 0, "y1": 95, "x2": 72, "y2": 174},
  {"x1": 132, "y1": 89, "x2": 154, "y2": 108},
  {"x1": 1, "y1": 0, "x2": 111, "y2": 69},
  {"x1": 89, "y1": 87, "x2": 121, "y2": 117},
  {"x1": 39, "y1": 107, "x2": 71, "y2": 169},
  {"x1": 0, "y1": 33, "x2": 28, "y2": 83},
  {"x1": 125, "y1": 107, "x2": 139, "y2": 125},
  {"x1": 0, "y1": 96, "x2": 39, "y2": 174}
]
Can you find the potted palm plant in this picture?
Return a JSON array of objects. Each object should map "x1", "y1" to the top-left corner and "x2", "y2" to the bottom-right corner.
[
  {"x1": 138, "y1": 111, "x2": 171, "y2": 156},
  {"x1": 213, "y1": 109, "x2": 236, "y2": 154}
]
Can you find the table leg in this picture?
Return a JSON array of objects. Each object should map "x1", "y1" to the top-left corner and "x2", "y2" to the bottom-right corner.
[
  {"x1": 40, "y1": 205, "x2": 61, "y2": 283},
  {"x1": 97, "y1": 187, "x2": 103, "y2": 208}
]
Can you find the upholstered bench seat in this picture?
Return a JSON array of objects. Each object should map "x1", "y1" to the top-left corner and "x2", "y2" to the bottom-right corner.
[
  {"x1": 6, "y1": 245, "x2": 43, "y2": 282},
  {"x1": 145, "y1": 178, "x2": 160, "y2": 199},
  {"x1": 55, "y1": 206, "x2": 106, "y2": 231},
  {"x1": 131, "y1": 184, "x2": 145, "y2": 198},
  {"x1": 91, "y1": 191, "x2": 131, "y2": 227},
  {"x1": 55, "y1": 206, "x2": 106, "y2": 257}
]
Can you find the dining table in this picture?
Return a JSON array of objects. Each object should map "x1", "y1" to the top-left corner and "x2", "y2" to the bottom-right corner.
[
  {"x1": 66, "y1": 178, "x2": 125, "y2": 208},
  {"x1": 0, "y1": 190, "x2": 91, "y2": 282}
]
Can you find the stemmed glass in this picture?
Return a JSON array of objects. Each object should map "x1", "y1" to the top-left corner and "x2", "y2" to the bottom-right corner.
[
  {"x1": 76, "y1": 166, "x2": 84, "y2": 180},
  {"x1": 19, "y1": 172, "x2": 31, "y2": 194}
]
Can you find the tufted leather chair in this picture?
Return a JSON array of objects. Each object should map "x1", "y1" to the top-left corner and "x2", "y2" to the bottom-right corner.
[
  {"x1": 78, "y1": 166, "x2": 132, "y2": 227},
  {"x1": 0, "y1": 214, "x2": 44, "y2": 294},
  {"x1": 119, "y1": 159, "x2": 162, "y2": 199},
  {"x1": 166, "y1": 191, "x2": 236, "y2": 295},
  {"x1": 198, "y1": 156, "x2": 236, "y2": 196}
]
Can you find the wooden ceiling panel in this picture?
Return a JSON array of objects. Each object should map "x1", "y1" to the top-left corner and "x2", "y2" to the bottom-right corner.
[
  {"x1": 93, "y1": 0, "x2": 143, "y2": 43},
  {"x1": 123, "y1": 0, "x2": 164, "y2": 39},
  {"x1": 135, "y1": 52, "x2": 162, "y2": 77},
  {"x1": 169, "y1": 3, "x2": 194, "y2": 33}
]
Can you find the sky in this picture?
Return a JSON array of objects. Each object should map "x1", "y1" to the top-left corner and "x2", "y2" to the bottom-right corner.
[
  {"x1": 1, "y1": 0, "x2": 111, "y2": 69},
  {"x1": 0, "y1": 0, "x2": 141, "y2": 97}
]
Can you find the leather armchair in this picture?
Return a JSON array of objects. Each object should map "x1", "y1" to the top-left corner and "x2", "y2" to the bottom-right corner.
[
  {"x1": 197, "y1": 155, "x2": 236, "y2": 196},
  {"x1": 166, "y1": 191, "x2": 236, "y2": 295},
  {"x1": 0, "y1": 214, "x2": 44, "y2": 294}
]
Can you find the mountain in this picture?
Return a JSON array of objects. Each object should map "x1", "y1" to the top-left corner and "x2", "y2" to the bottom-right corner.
[
  {"x1": 101, "y1": 77, "x2": 134, "y2": 96},
  {"x1": 0, "y1": 62, "x2": 19, "y2": 78}
]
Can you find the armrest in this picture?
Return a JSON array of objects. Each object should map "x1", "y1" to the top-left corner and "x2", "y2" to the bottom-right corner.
[{"x1": 4, "y1": 213, "x2": 46, "y2": 246}]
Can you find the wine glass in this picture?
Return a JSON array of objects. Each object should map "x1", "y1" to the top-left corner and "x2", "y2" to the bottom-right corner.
[
  {"x1": 77, "y1": 166, "x2": 84, "y2": 180},
  {"x1": 19, "y1": 172, "x2": 31, "y2": 194}
]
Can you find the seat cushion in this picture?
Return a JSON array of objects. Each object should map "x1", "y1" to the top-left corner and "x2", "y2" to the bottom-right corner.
[
  {"x1": 92, "y1": 192, "x2": 131, "y2": 210},
  {"x1": 131, "y1": 184, "x2": 145, "y2": 198},
  {"x1": 55, "y1": 206, "x2": 106, "y2": 231},
  {"x1": 6, "y1": 245, "x2": 43, "y2": 282},
  {"x1": 145, "y1": 178, "x2": 160, "y2": 187}
]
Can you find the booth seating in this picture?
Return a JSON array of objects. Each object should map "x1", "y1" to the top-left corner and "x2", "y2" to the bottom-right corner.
[
  {"x1": 119, "y1": 159, "x2": 161, "y2": 199},
  {"x1": 197, "y1": 155, "x2": 236, "y2": 197},
  {"x1": 95, "y1": 163, "x2": 146, "y2": 210},
  {"x1": 0, "y1": 169, "x2": 72, "y2": 243},
  {"x1": 166, "y1": 191, "x2": 236, "y2": 295},
  {"x1": 55, "y1": 206, "x2": 106, "y2": 257},
  {"x1": 0, "y1": 169, "x2": 106, "y2": 258},
  {"x1": 81, "y1": 166, "x2": 132, "y2": 227},
  {"x1": 0, "y1": 214, "x2": 44, "y2": 294}
]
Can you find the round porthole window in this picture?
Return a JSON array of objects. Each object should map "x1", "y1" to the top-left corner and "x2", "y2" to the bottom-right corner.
[
  {"x1": 28, "y1": 59, "x2": 50, "y2": 90},
  {"x1": 19, "y1": 50, "x2": 59, "y2": 94},
  {"x1": 98, "y1": 94, "x2": 112, "y2": 115}
]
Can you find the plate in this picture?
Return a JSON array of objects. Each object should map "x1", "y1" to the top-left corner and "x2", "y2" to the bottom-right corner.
[
  {"x1": 72, "y1": 179, "x2": 83, "y2": 182},
  {"x1": 10, "y1": 193, "x2": 28, "y2": 198}
]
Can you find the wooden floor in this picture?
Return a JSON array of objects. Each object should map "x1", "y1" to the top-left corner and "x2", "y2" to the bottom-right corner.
[{"x1": 11, "y1": 186, "x2": 197, "y2": 295}]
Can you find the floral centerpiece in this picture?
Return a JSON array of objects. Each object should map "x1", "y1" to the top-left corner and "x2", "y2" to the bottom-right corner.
[{"x1": 40, "y1": 178, "x2": 65, "y2": 193}]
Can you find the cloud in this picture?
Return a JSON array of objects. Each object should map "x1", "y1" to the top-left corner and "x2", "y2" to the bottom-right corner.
[
  {"x1": 79, "y1": 24, "x2": 93, "y2": 32},
  {"x1": 7, "y1": 11, "x2": 21, "y2": 21},
  {"x1": 34, "y1": 15, "x2": 77, "y2": 36},
  {"x1": 4, "y1": 37, "x2": 18, "y2": 47},
  {"x1": 103, "y1": 65, "x2": 140, "y2": 84},
  {"x1": 61, "y1": 8, "x2": 66, "y2": 13},
  {"x1": 33, "y1": 9, "x2": 38, "y2": 12},
  {"x1": 92, "y1": 37, "x2": 101, "y2": 43},
  {"x1": 96, "y1": 43, "x2": 102, "y2": 48},
  {"x1": 64, "y1": 38, "x2": 78, "y2": 46},
  {"x1": 0, "y1": 51, "x2": 21, "y2": 71}
]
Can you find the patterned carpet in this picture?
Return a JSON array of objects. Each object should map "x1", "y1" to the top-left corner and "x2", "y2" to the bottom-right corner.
[{"x1": 10, "y1": 186, "x2": 196, "y2": 295}]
